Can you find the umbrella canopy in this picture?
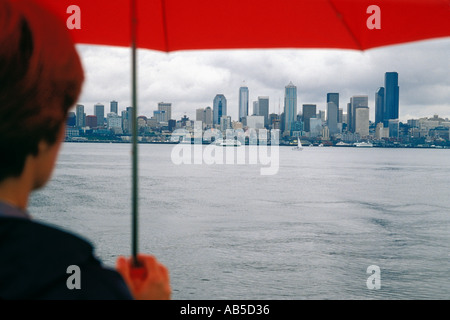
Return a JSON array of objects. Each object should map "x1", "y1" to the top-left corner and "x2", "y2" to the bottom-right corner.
[{"x1": 38, "y1": 0, "x2": 450, "y2": 52}]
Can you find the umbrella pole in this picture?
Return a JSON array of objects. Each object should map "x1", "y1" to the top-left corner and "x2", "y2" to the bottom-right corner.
[{"x1": 131, "y1": 0, "x2": 139, "y2": 267}]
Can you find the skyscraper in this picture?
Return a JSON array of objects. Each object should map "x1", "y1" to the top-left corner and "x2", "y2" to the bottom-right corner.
[
  {"x1": 110, "y1": 100, "x2": 118, "y2": 114},
  {"x1": 327, "y1": 102, "x2": 338, "y2": 135},
  {"x1": 76, "y1": 104, "x2": 85, "y2": 128},
  {"x1": 258, "y1": 96, "x2": 269, "y2": 128},
  {"x1": 196, "y1": 108, "x2": 205, "y2": 122},
  {"x1": 327, "y1": 93, "x2": 339, "y2": 123},
  {"x1": 123, "y1": 106, "x2": 134, "y2": 134},
  {"x1": 350, "y1": 95, "x2": 368, "y2": 133},
  {"x1": 347, "y1": 102, "x2": 352, "y2": 131},
  {"x1": 94, "y1": 103, "x2": 105, "y2": 128},
  {"x1": 204, "y1": 107, "x2": 213, "y2": 127},
  {"x1": 253, "y1": 101, "x2": 259, "y2": 116},
  {"x1": 302, "y1": 104, "x2": 316, "y2": 132},
  {"x1": 388, "y1": 119, "x2": 399, "y2": 138},
  {"x1": 213, "y1": 94, "x2": 227, "y2": 125},
  {"x1": 375, "y1": 87, "x2": 385, "y2": 126},
  {"x1": 67, "y1": 112, "x2": 76, "y2": 127},
  {"x1": 355, "y1": 107, "x2": 370, "y2": 137},
  {"x1": 383, "y1": 72, "x2": 399, "y2": 126},
  {"x1": 239, "y1": 86, "x2": 249, "y2": 122},
  {"x1": 86, "y1": 115, "x2": 98, "y2": 129},
  {"x1": 158, "y1": 102, "x2": 172, "y2": 122},
  {"x1": 284, "y1": 82, "x2": 297, "y2": 135}
]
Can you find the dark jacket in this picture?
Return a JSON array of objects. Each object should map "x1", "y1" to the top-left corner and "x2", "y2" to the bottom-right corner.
[{"x1": 0, "y1": 216, "x2": 133, "y2": 300}]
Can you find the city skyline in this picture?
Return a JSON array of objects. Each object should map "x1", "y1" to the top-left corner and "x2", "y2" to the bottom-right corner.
[
  {"x1": 74, "y1": 38, "x2": 450, "y2": 122},
  {"x1": 72, "y1": 72, "x2": 450, "y2": 138}
]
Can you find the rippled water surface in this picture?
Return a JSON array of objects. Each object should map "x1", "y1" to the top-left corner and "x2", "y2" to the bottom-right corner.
[{"x1": 29, "y1": 143, "x2": 450, "y2": 299}]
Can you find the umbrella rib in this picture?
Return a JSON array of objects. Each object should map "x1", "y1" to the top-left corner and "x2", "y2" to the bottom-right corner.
[
  {"x1": 327, "y1": 0, "x2": 363, "y2": 51},
  {"x1": 161, "y1": 0, "x2": 170, "y2": 52}
]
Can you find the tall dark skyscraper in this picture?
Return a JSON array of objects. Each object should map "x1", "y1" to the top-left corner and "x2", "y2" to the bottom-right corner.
[
  {"x1": 94, "y1": 103, "x2": 105, "y2": 128},
  {"x1": 258, "y1": 96, "x2": 269, "y2": 128},
  {"x1": 110, "y1": 100, "x2": 118, "y2": 114},
  {"x1": 383, "y1": 72, "x2": 399, "y2": 126},
  {"x1": 375, "y1": 87, "x2": 384, "y2": 126},
  {"x1": 302, "y1": 104, "x2": 316, "y2": 132}
]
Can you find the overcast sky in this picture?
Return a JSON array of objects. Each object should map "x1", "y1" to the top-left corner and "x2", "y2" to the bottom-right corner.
[{"x1": 75, "y1": 37, "x2": 450, "y2": 123}]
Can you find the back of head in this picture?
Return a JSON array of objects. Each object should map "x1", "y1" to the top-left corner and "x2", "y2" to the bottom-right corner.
[{"x1": 0, "y1": 0, "x2": 84, "y2": 182}]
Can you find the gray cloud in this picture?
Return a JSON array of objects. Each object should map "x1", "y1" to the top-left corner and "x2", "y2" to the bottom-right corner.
[{"x1": 76, "y1": 37, "x2": 450, "y2": 122}]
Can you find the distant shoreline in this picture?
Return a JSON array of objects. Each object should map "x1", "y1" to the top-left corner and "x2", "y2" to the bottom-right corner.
[{"x1": 63, "y1": 140, "x2": 449, "y2": 149}]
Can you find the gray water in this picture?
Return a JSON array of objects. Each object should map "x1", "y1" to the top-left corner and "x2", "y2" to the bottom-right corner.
[{"x1": 29, "y1": 142, "x2": 450, "y2": 300}]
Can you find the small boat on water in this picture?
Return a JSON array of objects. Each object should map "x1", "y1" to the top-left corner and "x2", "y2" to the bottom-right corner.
[
  {"x1": 215, "y1": 139, "x2": 242, "y2": 147},
  {"x1": 292, "y1": 138, "x2": 303, "y2": 151},
  {"x1": 336, "y1": 141, "x2": 351, "y2": 147},
  {"x1": 354, "y1": 141, "x2": 374, "y2": 148}
]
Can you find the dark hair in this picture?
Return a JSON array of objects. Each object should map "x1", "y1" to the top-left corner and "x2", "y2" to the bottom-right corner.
[{"x1": 0, "y1": 0, "x2": 84, "y2": 181}]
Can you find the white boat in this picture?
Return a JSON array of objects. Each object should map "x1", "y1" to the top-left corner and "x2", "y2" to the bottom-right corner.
[
  {"x1": 354, "y1": 141, "x2": 373, "y2": 148},
  {"x1": 215, "y1": 139, "x2": 242, "y2": 147},
  {"x1": 292, "y1": 138, "x2": 303, "y2": 151}
]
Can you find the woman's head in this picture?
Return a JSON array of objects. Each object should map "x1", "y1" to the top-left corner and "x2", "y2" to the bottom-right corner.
[{"x1": 0, "y1": 0, "x2": 84, "y2": 183}]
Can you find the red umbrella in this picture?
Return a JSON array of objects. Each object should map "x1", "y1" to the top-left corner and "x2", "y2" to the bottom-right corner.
[
  {"x1": 33, "y1": 0, "x2": 450, "y2": 267},
  {"x1": 37, "y1": 0, "x2": 450, "y2": 52}
]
